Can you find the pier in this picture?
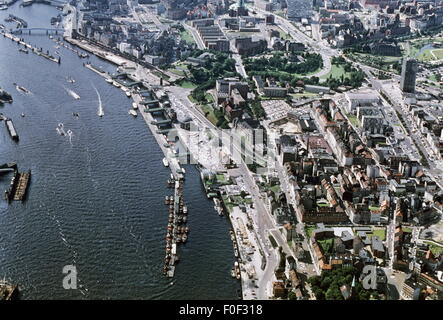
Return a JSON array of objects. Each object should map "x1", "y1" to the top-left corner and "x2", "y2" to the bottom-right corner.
[
  {"x1": 1, "y1": 31, "x2": 60, "y2": 63},
  {"x1": 164, "y1": 179, "x2": 189, "y2": 278},
  {"x1": 4, "y1": 14, "x2": 27, "y2": 28},
  {"x1": 4, "y1": 169, "x2": 31, "y2": 202}
]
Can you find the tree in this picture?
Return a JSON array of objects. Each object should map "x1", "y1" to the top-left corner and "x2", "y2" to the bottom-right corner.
[{"x1": 288, "y1": 291, "x2": 297, "y2": 300}]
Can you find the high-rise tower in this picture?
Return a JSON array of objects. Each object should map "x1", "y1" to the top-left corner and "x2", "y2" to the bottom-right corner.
[{"x1": 400, "y1": 58, "x2": 418, "y2": 93}]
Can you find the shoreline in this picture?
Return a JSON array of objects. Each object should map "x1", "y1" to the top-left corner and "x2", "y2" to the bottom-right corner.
[{"x1": 57, "y1": 30, "x2": 252, "y2": 298}]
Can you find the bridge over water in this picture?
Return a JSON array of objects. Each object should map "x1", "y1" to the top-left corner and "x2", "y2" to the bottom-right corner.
[{"x1": 11, "y1": 27, "x2": 64, "y2": 35}]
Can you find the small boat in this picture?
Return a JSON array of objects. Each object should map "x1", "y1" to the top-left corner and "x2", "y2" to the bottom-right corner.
[
  {"x1": 183, "y1": 206, "x2": 187, "y2": 214},
  {"x1": 13, "y1": 83, "x2": 30, "y2": 94},
  {"x1": 132, "y1": 102, "x2": 138, "y2": 110},
  {"x1": 126, "y1": 91, "x2": 131, "y2": 98},
  {"x1": 231, "y1": 268, "x2": 236, "y2": 278},
  {"x1": 72, "y1": 112, "x2": 79, "y2": 117},
  {"x1": 20, "y1": 113, "x2": 25, "y2": 117},
  {"x1": 128, "y1": 109, "x2": 137, "y2": 117},
  {"x1": 105, "y1": 78, "x2": 113, "y2": 83},
  {"x1": 18, "y1": 48, "x2": 28, "y2": 54},
  {"x1": 182, "y1": 168, "x2": 186, "y2": 174},
  {"x1": 67, "y1": 77, "x2": 76, "y2": 84},
  {"x1": 162, "y1": 158, "x2": 169, "y2": 167},
  {"x1": 113, "y1": 82, "x2": 121, "y2": 88}
]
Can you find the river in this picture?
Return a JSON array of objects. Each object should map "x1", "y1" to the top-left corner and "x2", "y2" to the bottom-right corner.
[{"x1": 0, "y1": 3, "x2": 239, "y2": 299}]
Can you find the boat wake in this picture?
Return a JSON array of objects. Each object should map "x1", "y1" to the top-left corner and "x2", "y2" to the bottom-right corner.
[
  {"x1": 56, "y1": 123, "x2": 66, "y2": 136},
  {"x1": 92, "y1": 84, "x2": 104, "y2": 117},
  {"x1": 64, "y1": 86, "x2": 80, "y2": 100},
  {"x1": 67, "y1": 129, "x2": 73, "y2": 146},
  {"x1": 44, "y1": 205, "x2": 89, "y2": 298}
]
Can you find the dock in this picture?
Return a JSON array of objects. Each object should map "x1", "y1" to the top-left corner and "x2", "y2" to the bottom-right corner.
[
  {"x1": 13, "y1": 171, "x2": 31, "y2": 201},
  {"x1": 1, "y1": 31, "x2": 60, "y2": 64},
  {"x1": 4, "y1": 170, "x2": 31, "y2": 202},
  {"x1": 0, "y1": 280, "x2": 19, "y2": 300},
  {"x1": 164, "y1": 179, "x2": 189, "y2": 278}
]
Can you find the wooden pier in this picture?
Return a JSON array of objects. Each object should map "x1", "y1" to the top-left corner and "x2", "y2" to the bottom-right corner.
[
  {"x1": 13, "y1": 171, "x2": 31, "y2": 201},
  {"x1": 164, "y1": 179, "x2": 189, "y2": 278},
  {"x1": 4, "y1": 170, "x2": 31, "y2": 203}
]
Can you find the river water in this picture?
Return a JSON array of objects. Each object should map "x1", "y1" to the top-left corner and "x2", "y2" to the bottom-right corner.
[{"x1": 0, "y1": 3, "x2": 239, "y2": 299}]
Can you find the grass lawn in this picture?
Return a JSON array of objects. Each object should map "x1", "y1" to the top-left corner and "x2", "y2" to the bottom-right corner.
[
  {"x1": 348, "y1": 53, "x2": 401, "y2": 71},
  {"x1": 178, "y1": 80, "x2": 197, "y2": 89},
  {"x1": 417, "y1": 49, "x2": 436, "y2": 62},
  {"x1": 269, "y1": 184, "x2": 281, "y2": 194},
  {"x1": 346, "y1": 113, "x2": 360, "y2": 127},
  {"x1": 320, "y1": 64, "x2": 348, "y2": 80},
  {"x1": 317, "y1": 238, "x2": 334, "y2": 254},
  {"x1": 305, "y1": 226, "x2": 316, "y2": 238},
  {"x1": 180, "y1": 30, "x2": 195, "y2": 44},
  {"x1": 371, "y1": 229, "x2": 386, "y2": 241},
  {"x1": 168, "y1": 68, "x2": 186, "y2": 76},
  {"x1": 425, "y1": 241, "x2": 443, "y2": 256},
  {"x1": 317, "y1": 203, "x2": 329, "y2": 207},
  {"x1": 200, "y1": 104, "x2": 218, "y2": 125},
  {"x1": 152, "y1": 71, "x2": 170, "y2": 80},
  {"x1": 432, "y1": 49, "x2": 443, "y2": 59}
]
